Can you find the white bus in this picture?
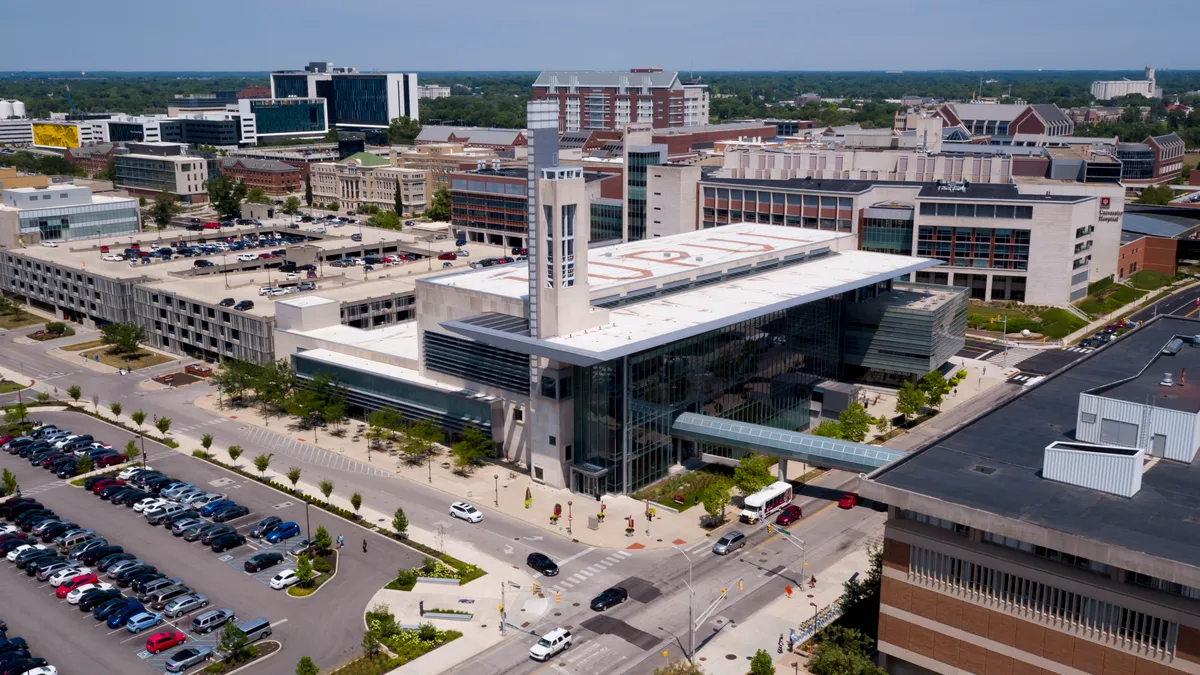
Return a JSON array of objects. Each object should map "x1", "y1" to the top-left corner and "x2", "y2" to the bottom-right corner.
[{"x1": 739, "y1": 481, "x2": 794, "y2": 524}]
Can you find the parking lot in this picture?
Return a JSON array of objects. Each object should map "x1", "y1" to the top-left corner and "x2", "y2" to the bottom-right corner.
[{"x1": 2, "y1": 411, "x2": 423, "y2": 675}]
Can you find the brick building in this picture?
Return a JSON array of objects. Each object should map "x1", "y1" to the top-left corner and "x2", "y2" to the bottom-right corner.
[
  {"x1": 64, "y1": 143, "x2": 119, "y2": 176},
  {"x1": 532, "y1": 68, "x2": 708, "y2": 132},
  {"x1": 1117, "y1": 133, "x2": 1186, "y2": 185},
  {"x1": 934, "y1": 103, "x2": 1074, "y2": 141},
  {"x1": 219, "y1": 157, "x2": 305, "y2": 195},
  {"x1": 862, "y1": 315, "x2": 1200, "y2": 675},
  {"x1": 1118, "y1": 235, "x2": 1179, "y2": 278},
  {"x1": 414, "y1": 126, "x2": 527, "y2": 151}
]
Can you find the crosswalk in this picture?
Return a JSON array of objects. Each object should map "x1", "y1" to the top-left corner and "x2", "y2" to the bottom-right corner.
[
  {"x1": 1009, "y1": 374, "x2": 1044, "y2": 385},
  {"x1": 173, "y1": 418, "x2": 229, "y2": 434},
  {"x1": 1064, "y1": 346, "x2": 1095, "y2": 354},
  {"x1": 542, "y1": 550, "x2": 634, "y2": 595},
  {"x1": 984, "y1": 346, "x2": 1040, "y2": 367}
]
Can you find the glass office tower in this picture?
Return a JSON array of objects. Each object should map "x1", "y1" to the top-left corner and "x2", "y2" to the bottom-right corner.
[{"x1": 572, "y1": 296, "x2": 843, "y2": 496}]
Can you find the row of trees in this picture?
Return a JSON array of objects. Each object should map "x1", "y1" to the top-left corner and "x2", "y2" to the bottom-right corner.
[{"x1": 0, "y1": 151, "x2": 83, "y2": 177}]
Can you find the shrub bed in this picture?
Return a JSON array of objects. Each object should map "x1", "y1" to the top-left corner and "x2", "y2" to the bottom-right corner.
[
  {"x1": 364, "y1": 605, "x2": 461, "y2": 668},
  {"x1": 631, "y1": 464, "x2": 734, "y2": 511}
]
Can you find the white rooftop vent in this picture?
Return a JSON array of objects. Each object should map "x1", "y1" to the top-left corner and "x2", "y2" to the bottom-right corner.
[
  {"x1": 1043, "y1": 441, "x2": 1143, "y2": 498},
  {"x1": 1161, "y1": 372, "x2": 1174, "y2": 387}
]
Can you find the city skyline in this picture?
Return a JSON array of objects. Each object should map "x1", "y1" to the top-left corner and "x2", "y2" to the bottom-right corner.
[{"x1": 3, "y1": 0, "x2": 1198, "y2": 73}]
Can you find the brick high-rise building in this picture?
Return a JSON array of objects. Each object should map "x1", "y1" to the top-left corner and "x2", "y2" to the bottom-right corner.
[{"x1": 532, "y1": 68, "x2": 707, "y2": 133}]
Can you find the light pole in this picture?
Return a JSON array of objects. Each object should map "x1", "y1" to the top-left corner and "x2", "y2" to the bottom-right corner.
[
  {"x1": 567, "y1": 500, "x2": 573, "y2": 535},
  {"x1": 672, "y1": 545, "x2": 696, "y2": 663},
  {"x1": 494, "y1": 474, "x2": 499, "y2": 507},
  {"x1": 304, "y1": 501, "x2": 312, "y2": 545},
  {"x1": 1002, "y1": 314, "x2": 1009, "y2": 368},
  {"x1": 427, "y1": 447, "x2": 433, "y2": 483}
]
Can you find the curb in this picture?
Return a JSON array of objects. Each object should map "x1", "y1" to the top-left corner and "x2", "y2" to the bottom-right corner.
[
  {"x1": 286, "y1": 550, "x2": 340, "y2": 600},
  {"x1": 415, "y1": 577, "x2": 459, "y2": 586},
  {"x1": 211, "y1": 639, "x2": 283, "y2": 675},
  {"x1": 422, "y1": 612, "x2": 472, "y2": 622}
]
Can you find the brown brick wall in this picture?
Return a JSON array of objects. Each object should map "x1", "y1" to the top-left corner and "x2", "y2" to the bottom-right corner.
[
  {"x1": 883, "y1": 537, "x2": 910, "y2": 571},
  {"x1": 881, "y1": 578, "x2": 1181, "y2": 675},
  {"x1": 1119, "y1": 236, "x2": 1178, "y2": 278}
]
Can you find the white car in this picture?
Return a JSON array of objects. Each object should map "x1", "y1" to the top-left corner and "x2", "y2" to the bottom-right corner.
[
  {"x1": 456, "y1": 249, "x2": 470, "y2": 257},
  {"x1": 284, "y1": 272, "x2": 298, "y2": 281},
  {"x1": 7, "y1": 543, "x2": 47, "y2": 562},
  {"x1": 269, "y1": 569, "x2": 300, "y2": 590},
  {"x1": 191, "y1": 493, "x2": 226, "y2": 508},
  {"x1": 118, "y1": 465, "x2": 151, "y2": 480},
  {"x1": 48, "y1": 567, "x2": 90, "y2": 586},
  {"x1": 20, "y1": 667, "x2": 57, "y2": 675},
  {"x1": 449, "y1": 502, "x2": 483, "y2": 523},
  {"x1": 0, "y1": 524, "x2": 18, "y2": 535},
  {"x1": 529, "y1": 628, "x2": 572, "y2": 661},
  {"x1": 238, "y1": 254, "x2": 258, "y2": 262},
  {"x1": 40, "y1": 241, "x2": 58, "y2": 248},
  {"x1": 258, "y1": 286, "x2": 277, "y2": 296},
  {"x1": 310, "y1": 226, "x2": 326, "y2": 233},
  {"x1": 133, "y1": 498, "x2": 166, "y2": 513},
  {"x1": 66, "y1": 581, "x2": 113, "y2": 604},
  {"x1": 269, "y1": 288, "x2": 289, "y2": 296},
  {"x1": 102, "y1": 254, "x2": 124, "y2": 262}
]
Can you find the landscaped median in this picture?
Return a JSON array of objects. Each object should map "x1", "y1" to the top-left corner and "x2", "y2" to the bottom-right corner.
[{"x1": 385, "y1": 555, "x2": 484, "y2": 592}]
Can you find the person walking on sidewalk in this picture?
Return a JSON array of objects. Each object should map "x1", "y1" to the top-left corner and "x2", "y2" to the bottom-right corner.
[
  {"x1": 362, "y1": 539, "x2": 368, "y2": 553},
  {"x1": 337, "y1": 535, "x2": 343, "y2": 549}
]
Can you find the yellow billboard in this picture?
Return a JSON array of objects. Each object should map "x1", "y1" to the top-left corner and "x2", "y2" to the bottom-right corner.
[{"x1": 32, "y1": 123, "x2": 80, "y2": 149}]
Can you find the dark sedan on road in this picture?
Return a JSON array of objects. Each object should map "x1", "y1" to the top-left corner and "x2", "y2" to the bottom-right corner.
[
  {"x1": 526, "y1": 552, "x2": 559, "y2": 576},
  {"x1": 590, "y1": 587, "x2": 628, "y2": 611}
]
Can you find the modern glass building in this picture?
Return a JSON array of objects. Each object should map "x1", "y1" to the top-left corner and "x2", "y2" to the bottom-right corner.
[
  {"x1": 589, "y1": 198, "x2": 622, "y2": 242},
  {"x1": 0, "y1": 185, "x2": 139, "y2": 244},
  {"x1": 624, "y1": 146, "x2": 665, "y2": 241},
  {"x1": 273, "y1": 75, "x2": 311, "y2": 99},
  {"x1": 248, "y1": 99, "x2": 326, "y2": 135}
]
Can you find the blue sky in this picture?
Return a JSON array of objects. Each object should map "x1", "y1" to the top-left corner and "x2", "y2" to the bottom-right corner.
[{"x1": 3, "y1": 0, "x2": 1197, "y2": 72}]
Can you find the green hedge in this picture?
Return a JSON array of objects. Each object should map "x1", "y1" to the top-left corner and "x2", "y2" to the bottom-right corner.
[{"x1": 1078, "y1": 284, "x2": 1147, "y2": 316}]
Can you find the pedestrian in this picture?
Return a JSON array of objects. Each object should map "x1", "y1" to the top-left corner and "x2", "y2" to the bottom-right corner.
[{"x1": 362, "y1": 539, "x2": 368, "y2": 553}]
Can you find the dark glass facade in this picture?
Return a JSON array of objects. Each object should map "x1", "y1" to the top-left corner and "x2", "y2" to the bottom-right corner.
[
  {"x1": 331, "y1": 76, "x2": 389, "y2": 127},
  {"x1": 160, "y1": 119, "x2": 241, "y2": 146},
  {"x1": 590, "y1": 199, "x2": 623, "y2": 242},
  {"x1": 917, "y1": 226, "x2": 1030, "y2": 271},
  {"x1": 573, "y1": 297, "x2": 843, "y2": 496},
  {"x1": 273, "y1": 75, "x2": 310, "y2": 99},
  {"x1": 250, "y1": 99, "x2": 326, "y2": 135},
  {"x1": 626, "y1": 150, "x2": 663, "y2": 241},
  {"x1": 1117, "y1": 145, "x2": 1155, "y2": 180},
  {"x1": 108, "y1": 122, "x2": 146, "y2": 142},
  {"x1": 862, "y1": 217, "x2": 914, "y2": 255}
]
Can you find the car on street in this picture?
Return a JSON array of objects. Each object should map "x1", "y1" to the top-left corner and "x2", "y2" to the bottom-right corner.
[
  {"x1": 526, "y1": 552, "x2": 559, "y2": 576},
  {"x1": 263, "y1": 521, "x2": 299, "y2": 543},
  {"x1": 125, "y1": 611, "x2": 164, "y2": 633},
  {"x1": 437, "y1": 252, "x2": 456, "y2": 261},
  {"x1": 838, "y1": 493, "x2": 862, "y2": 509},
  {"x1": 269, "y1": 569, "x2": 300, "y2": 590},
  {"x1": 163, "y1": 594, "x2": 208, "y2": 618},
  {"x1": 145, "y1": 630, "x2": 187, "y2": 654},
  {"x1": 165, "y1": 646, "x2": 214, "y2": 672},
  {"x1": 528, "y1": 627, "x2": 572, "y2": 661},
  {"x1": 244, "y1": 552, "x2": 284, "y2": 573},
  {"x1": 248, "y1": 516, "x2": 281, "y2": 538},
  {"x1": 775, "y1": 504, "x2": 803, "y2": 525},
  {"x1": 590, "y1": 587, "x2": 628, "y2": 611},
  {"x1": 712, "y1": 531, "x2": 746, "y2": 555},
  {"x1": 449, "y1": 502, "x2": 483, "y2": 523}
]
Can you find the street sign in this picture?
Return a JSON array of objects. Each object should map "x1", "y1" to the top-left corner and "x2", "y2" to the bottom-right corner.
[{"x1": 776, "y1": 527, "x2": 792, "y2": 537}]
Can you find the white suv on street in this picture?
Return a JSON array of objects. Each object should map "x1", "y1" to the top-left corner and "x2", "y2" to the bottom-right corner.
[
  {"x1": 529, "y1": 628, "x2": 572, "y2": 661},
  {"x1": 449, "y1": 502, "x2": 482, "y2": 523}
]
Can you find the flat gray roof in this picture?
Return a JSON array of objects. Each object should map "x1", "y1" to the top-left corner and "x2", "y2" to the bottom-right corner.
[{"x1": 870, "y1": 316, "x2": 1200, "y2": 569}]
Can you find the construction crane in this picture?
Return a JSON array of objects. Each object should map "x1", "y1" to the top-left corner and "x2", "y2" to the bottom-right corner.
[{"x1": 65, "y1": 85, "x2": 74, "y2": 114}]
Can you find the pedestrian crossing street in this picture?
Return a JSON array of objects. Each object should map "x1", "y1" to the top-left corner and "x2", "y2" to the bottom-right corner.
[{"x1": 541, "y1": 549, "x2": 635, "y2": 595}]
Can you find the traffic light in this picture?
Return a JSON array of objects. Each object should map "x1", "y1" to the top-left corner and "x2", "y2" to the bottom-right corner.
[
  {"x1": 532, "y1": 583, "x2": 540, "y2": 594},
  {"x1": 738, "y1": 578, "x2": 744, "y2": 591},
  {"x1": 721, "y1": 587, "x2": 727, "y2": 595},
  {"x1": 766, "y1": 523, "x2": 773, "y2": 534},
  {"x1": 498, "y1": 604, "x2": 504, "y2": 612},
  {"x1": 555, "y1": 591, "x2": 562, "y2": 603}
]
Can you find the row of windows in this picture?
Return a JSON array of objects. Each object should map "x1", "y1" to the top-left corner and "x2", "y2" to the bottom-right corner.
[
  {"x1": 919, "y1": 202, "x2": 1035, "y2": 219},
  {"x1": 703, "y1": 187, "x2": 854, "y2": 210}
]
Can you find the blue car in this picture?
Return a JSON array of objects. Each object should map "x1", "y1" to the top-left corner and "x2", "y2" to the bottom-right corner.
[
  {"x1": 264, "y1": 521, "x2": 300, "y2": 543},
  {"x1": 199, "y1": 500, "x2": 235, "y2": 518},
  {"x1": 125, "y1": 610, "x2": 163, "y2": 633},
  {"x1": 107, "y1": 600, "x2": 145, "y2": 629}
]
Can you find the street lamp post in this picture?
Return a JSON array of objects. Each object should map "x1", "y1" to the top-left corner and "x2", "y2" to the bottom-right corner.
[
  {"x1": 673, "y1": 545, "x2": 697, "y2": 663},
  {"x1": 427, "y1": 448, "x2": 433, "y2": 483},
  {"x1": 304, "y1": 501, "x2": 312, "y2": 544},
  {"x1": 494, "y1": 474, "x2": 499, "y2": 506},
  {"x1": 567, "y1": 500, "x2": 573, "y2": 535}
]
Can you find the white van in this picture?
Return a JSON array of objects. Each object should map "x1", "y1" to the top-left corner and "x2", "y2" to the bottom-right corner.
[{"x1": 529, "y1": 628, "x2": 572, "y2": 661}]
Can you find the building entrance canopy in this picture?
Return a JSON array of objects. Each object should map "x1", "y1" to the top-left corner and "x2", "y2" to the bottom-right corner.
[{"x1": 671, "y1": 412, "x2": 904, "y2": 473}]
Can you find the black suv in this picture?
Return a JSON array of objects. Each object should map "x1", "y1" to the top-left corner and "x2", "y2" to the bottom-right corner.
[{"x1": 233, "y1": 300, "x2": 254, "y2": 311}]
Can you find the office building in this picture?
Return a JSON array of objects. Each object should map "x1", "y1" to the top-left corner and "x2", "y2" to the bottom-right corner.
[
  {"x1": 0, "y1": 167, "x2": 49, "y2": 196},
  {"x1": 231, "y1": 98, "x2": 328, "y2": 141},
  {"x1": 219, "y1": 157, "x2": 304, "y2": 195},
  {"x1": 31, "y1": 119, "x2": 108, "y2": 149},
  {"x1": 112, "y1": 142, "x2": 211, "y2": 203},
  {"x1": 310, "y1": 153, "x2": 427, "y2": 216},
  {"x1": 167, "y1": 90, "x2": 239, "y2": 114},
  {"x1": 0, "y1": 185, "x2": 138, "y2": 249},
  {"x1": 645, "y1": 163, "x2": 702, "y2": 239},
  {"x1": 683, "y1": 84, "x2": 711, "y2": 127},
  {"x1": 532, "y1": 68, "x2": 695, "y2": 132},
  {"x1": 270, "y1": 61, "x2": 418, "y2": 129},
  {"x1": 1116, "y1": 133, "x2": 1186, "y2": 185},
  {"x1": 0, "y1": 119, "x2": 33, "y2": 145},
  {"x1": 934, "y1": 102, "x2": 1074, "y2": 142},
  {"x1": 863, "y1": 315, "x2": 1200, "y2": 675},
  {"x1": 417, "y1": 84, "x2": 451, "y2": 100},
  {"x1": 622, "y1": 123, "x2": 668, "y2": 242},
  {"x1": 414, "y1": 126, "x2": 527, "y2": 151},
  {"x1": 1092, "y1": 66, "x2": 1161, "y2": 100},
  {"x1": 395, "y1": 143, "x2": 500, "y2": 189}
]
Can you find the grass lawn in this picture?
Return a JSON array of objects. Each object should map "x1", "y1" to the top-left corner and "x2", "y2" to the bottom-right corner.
[
  {"x1": 967, "y1": 302, "x2": 1085, "y2": 339},
  {"x1": 1127, "y1": 270, "x2": 1175, "y2": 291},
  {"x1": 61, "y1": 339, "x2": 105, "y2": 352},
  {"x1": 0, "y1": 313, "x2": 40, "y2": 330},
  {"x1": 1077, "y1": 284, "x2": 1147, "y2": 316},
  {"x1": 631, "y1": 464, "x2": 736, "y2": 511},
  {"x1": 80, "y1": 347, "x2": 174, "y2": 370},
  {"x1": 0, "y1": 381, "x2": 27, "y2": 394}
]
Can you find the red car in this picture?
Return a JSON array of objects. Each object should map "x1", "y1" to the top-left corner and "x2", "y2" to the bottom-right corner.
[
  {"x1": 91, "y1": 478, "x2": 124, "y2": 494},
  {"x1": 202, "y1": 222, "x2": 221, "y2": 230},
  {"x1": 146, "y1": 630, "x2": 187, "y2": 654},
  {"x1": 837, "y1": 493, "x2": 862, "y2": 510},
  {"x1": 257, "y1": 252, "x2": 274, "y2": 259},
  {"x1": 0, "y1": 435, "x2": 14, "y2": 446},
  {"x1": 57, "y1": 573, "x2": 98, "y2": 598},
  {"x1": 95, "y1": 453, "x2": 128, "y2": 467},
  {"x1": 437, "y1": 252, "x2": 457, "y2": 261},
  {"x1": 775, "y1": 504, "x2": 803, "y2": 525}
]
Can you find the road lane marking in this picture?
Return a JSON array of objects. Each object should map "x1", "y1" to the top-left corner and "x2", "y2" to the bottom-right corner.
[{"x1": 554, "y1": 546, "x2": 595, "y2": 566}]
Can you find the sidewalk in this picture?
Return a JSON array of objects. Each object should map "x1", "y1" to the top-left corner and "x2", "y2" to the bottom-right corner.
[
  {"x1": 193, "y1": 394, "x2": 709, "y2": 551},
  {"x1": 696, "y1": 541, "x2": 875, "y2": 675}
]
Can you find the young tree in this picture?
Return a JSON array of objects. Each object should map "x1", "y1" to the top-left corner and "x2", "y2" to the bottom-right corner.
[
  {"x1": 253, "y1": 452, "x2": 274, "y2": 478},
  {"x1": 811, "y1": 419, "x2": 844, "y2": 439},
  {"x1": 100, "y1": 322, "x2": 146, "y2": 355},
  {"x1": 303, "y1": 175, "x2": 313, "y2": 207},
  {"x1": 386, "y1": 116, "x2": 422, "y2": 144},
  {"x1": 227, "y1": 444, "x2": 244, "y2": 464},
  {"x1": 217, "y1": 622, "x2": 251, "y2": 664},
  {"x1": 35, "y1": 392, "x2": 50, "y2": 403},
  {"x1": 918, "y1": 370, "x2": 950, "y2": 410},
  {"x1": 295, "y1": 656, "x2": 319, "y2": 675},
  {"x1": 124, "y1": 438, "x2": 141, "y2": 463},
  {"x1": 75, "y1": 455, "x2": 93, "y2": 475},
  {"x1": 451, "y1": 425, "x2": 494, "y2": 472},
  {"x1": 148, "y1": 192, "x2": 180, "y2": 228},
  {"x1": 874, "y1": 415, "x2": 891, "y2": 437},
  {"x1": 67, "y1": 384, "x2": 82, "y2": 403},
  {"x1": 155, "y1": 416, "x2": 171, "y2": 435},
  {"x1": 200, "y1": 433, "x2": 213, "y2": 452},
  {"x1": 245, "y1": 187, "x2": 269, "y2": 204},
  {"x1": 837, "y1": 402, "x2": 874, "y2": 443},
  {"x1": 2, "y1": 468, "x2": 20, "y2": 497},
  {"x1": 350, "y1": 491, "x2": 363, "y2": 519},
  {"x1": 392, "y1": 507, "x2": 408, "y2": 535},
  {"x1": 807, "y1": 626, "x2": 886, "y2": 675},
  {"x1": 287, "y1": 466, "x2": 302, "y2": 489},
  {"x1": 4, "y1": 402, "x2": 28, "y2": 426},
  {"x1": 319, "y1": 479, "x2": 334, "y2": 501},
  {"x1": 109, "y1": 402, "x2": 122, "y2": 418},
  {"x1": 361, "y1": 629, "x2": 382, "y2": 657},
  {"x1": 699, "y1": 481, "x2": 731, "y2": 526},
  {"x1": 131, "y1": 409, "x2": 147, "y2": 429},
  {"x1": 282, "y1": 195, "x2": 302, "y2": 215},
  {"x1": 424, "y1": 185, "x2": 452, "y2": 221},
  {"x1": 733, "y1": 453, "x2": 774, "y2": 495},
  {"x1": 91, "y1": 392, "x2": 100, "y2": 413},
  {"x1": 894, "y1": 380, "x2": 926, "y2": 424},
  {"x1": 313, "y1": 525, "x2": 332, "y2": 555},
  {"x1": 750, "y1": 649, "x2": 775, "y2": 675},
  {"x1": 404, "y1": 419, "x2": 444, "y2": 463},
  {"x1": 295, "y1": 553, "x2": 314, "y2": 587}
]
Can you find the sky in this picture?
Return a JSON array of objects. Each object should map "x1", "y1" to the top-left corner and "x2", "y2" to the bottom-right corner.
[{"x1": 3, "y1": 0, "x2": 1198, "y2": 73}]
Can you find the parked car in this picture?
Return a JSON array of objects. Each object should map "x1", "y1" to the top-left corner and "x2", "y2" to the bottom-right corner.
[
  {"x1": 165, "y1": 646, "x2": 214, "y2": 673},
  {"x1": 244, "y1": 552, "x2": 284, "y2": 573},
  {"x1": 163, "y1": 593, "x2": 209, "y2": 619},
  {"x1": 263, "y1": 521, "x2": 299, "y2": 543},
  {"x1": 191, "y1": 608, "x2": 236, "y2": 634},
  {"x1": 125, "y1": 611, "x2": 164, "y2": 633},
  {"x1": 269, "y1": 569, "x2": 300, "y2": 590},
  {"x1": 526, "y1": 552, "x2": 559, "y2": 576},
  {"x1": 107, "y1": 601, "x2": 147, "y2": 629},
  {"x1": 209, "y1": 532, "x2": 246, "y2": 552},
  {"x1": 212, "y1": 505, "x2": 250, "y2": 523},
  {"x1": 145, "y1": 630, "x2": 187, "y2": 654}
]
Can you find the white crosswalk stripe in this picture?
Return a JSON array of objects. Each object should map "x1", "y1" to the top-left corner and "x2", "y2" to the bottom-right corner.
[
  {"x1": 569, "y1": 573, "x2": 586, "y2": 582},
  {"x1": 1065, "y1": 347, "x2": 1094, "y2": 353}
]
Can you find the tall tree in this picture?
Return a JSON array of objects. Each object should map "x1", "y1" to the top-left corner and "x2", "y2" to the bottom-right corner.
[
  {"x1": 282, "y1": 196, "x2": 302, "y2": 214},
  {"x1": 811, "y1": 419, "x2": 845, "y2": 439},
  {"x1": 100, "y1": 322, "x2": 146, "y2": 355},
  {"x1": 148, "y1": 192, "x2": 180, "y2": 228},
  {"x1": 733, "y1": 453, "x2": 775, "y2": 495},
  {"x1": 918, "y1": 370, "x2": 950, "y2": 410},
  {"x1": 394, "y1": 178, "x2": 405, "y2": 217},
  {"x1": 386, "y1": 116, "x2": 422, "y2": 144},
  {"x1": 807, "y1": 626, "x2": 886, "y2": 675},
  {"x1": 699, "y1": 481, "x2": 731, "y2": 525},
  {"x1": 750, "y1": 649, "x2": 775, "y2": 675},
  {"x1": 451, "y1": 426, "x2": 494, "y2": 472},
  {"x1": 837, "y1": 402, "x2": 874, "y2": 442},
  {"x1": 245, "y1": 187, "x2": 269, "y2": 204},
  {"x1": 424, "y1": 185, "x2": 452, "y2": 221},
  {"x1": 207, "y1": 174, "x2": 248, "y2": 220},
  {"x1": 304, "y1": 174, "x2": 313, "y2": 207},
  {"x1": 894, "y1": 380, "x2": 926, "y2": 423}
]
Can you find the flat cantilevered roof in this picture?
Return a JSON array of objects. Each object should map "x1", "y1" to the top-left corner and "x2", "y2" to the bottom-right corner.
[
  {"x1": 867, "y1": 316, "x2": 1200, "y2": 571},
  {"x1": 443, "y1": 249, "x2": 938, "y2": 366}
]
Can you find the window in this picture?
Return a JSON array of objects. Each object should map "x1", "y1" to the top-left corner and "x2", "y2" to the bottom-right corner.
[
  {"x1": 1081, "y1": 412, "x2": 1097, "y2": 424},
  {"x1": 540, "y1": 375, "x2": 557, "y2": 399},
  {"x1": 534, "y1": 466, "x2": 544, "y2": 481},
  {"x1": 548, "y1": 435, "x2": 556, "y2": 447},
  {"x1": 564, "y1": 444, "x2": 573, "y2": 462},
  {"x1": 513, "y1": 408, "x2": 523, "y2": 422}
]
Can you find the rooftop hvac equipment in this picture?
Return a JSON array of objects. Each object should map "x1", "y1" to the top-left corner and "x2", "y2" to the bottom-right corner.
[
  {"x1": 1161, "y1": 372, "x2": 1174, "y2": 387},
  {"x1": 1163, "y1": 338, "x2": 1184, "y2": 355}
]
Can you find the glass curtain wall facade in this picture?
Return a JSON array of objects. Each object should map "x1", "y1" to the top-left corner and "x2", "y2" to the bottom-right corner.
[
  {"x1": 273, "y1": 75, "x2": 310, "y2": 99},
  {"x1": 626, "y1": 150, "x2": 663, "y2": 241},
  {"x1": 862, "y1": 217, "x2": 914, "y2": 255},
  {"x1": 573, "y1": 297, "x2": 843, "y2": 496},
  {"x1": 590, "y1": 199, "x2": 622, "y2": 242},
  {"x1": 331, "y1": 76, "x2": 388, "y2": 127},
  {"x1": 917, "y1": 225, "x2": 1031, "y2": 271},
  {"x1": 18, "y1": 202, "x2": 139, "y2": 241},
  {"x1": 250, "y1": 100, "x2": 326, "y2": 135}
]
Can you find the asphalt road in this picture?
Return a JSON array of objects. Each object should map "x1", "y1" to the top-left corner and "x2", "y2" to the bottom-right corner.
[{"x1": 2, "y1": 411, "x2": 423, "y2": 675}]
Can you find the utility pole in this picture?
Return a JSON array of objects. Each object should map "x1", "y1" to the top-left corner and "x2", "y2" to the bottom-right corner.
[
  {"x1": 673, "y1": 545, "x2": 696, "y2": 662},
  {"x1": 499, "y1": 580, "x2": 506, "y2": 636},
  {"x1": 1002, "y1": 314, "x2": 1009, "y2": 368}
]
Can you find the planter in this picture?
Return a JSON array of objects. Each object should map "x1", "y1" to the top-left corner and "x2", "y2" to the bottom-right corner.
[
  {"x1": 423, "y1": 611, "x2": 472, "y2": 622},
  {"x1": 416, "y1": 576, "x2": 461, "y2": 586},
  {"x1": 646, "y1": 499, "x2": 682, "y2": 514}
]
